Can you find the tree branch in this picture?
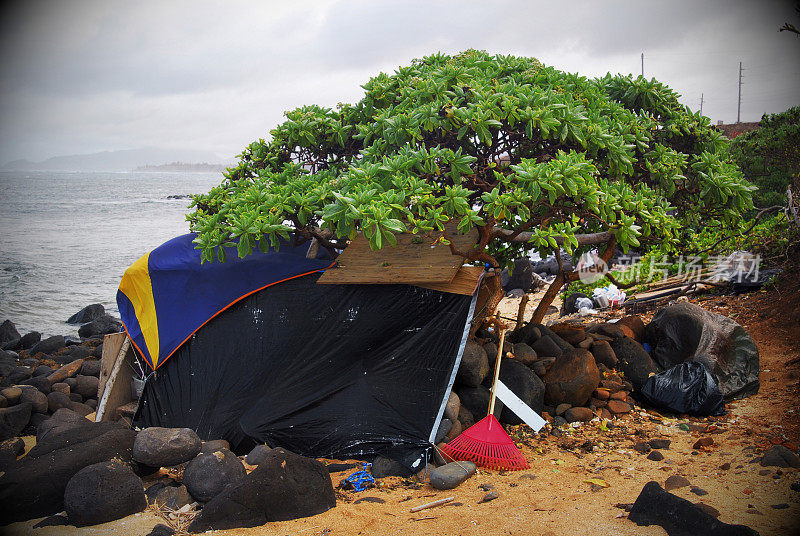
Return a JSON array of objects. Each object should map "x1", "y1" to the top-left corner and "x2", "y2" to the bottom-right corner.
[{"x1": 493, "y1": 227, "x2": 614, "y2": 246}]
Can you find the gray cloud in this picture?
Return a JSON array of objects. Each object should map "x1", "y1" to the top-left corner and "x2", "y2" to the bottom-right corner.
[{"x1": 1, "y1": 0, "x2": 798, "y2": 163}]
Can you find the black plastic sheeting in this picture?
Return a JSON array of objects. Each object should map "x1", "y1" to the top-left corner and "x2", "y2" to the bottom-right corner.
[
  {"x1": 134, "y1": 272, "x2": 474, "y2": 466},
  {"x1": 643, "y1": 302, "x2": 759, "y2": 399},
  {"x1": 638, "y1": 361, "x2": 726, "y2": 416}
]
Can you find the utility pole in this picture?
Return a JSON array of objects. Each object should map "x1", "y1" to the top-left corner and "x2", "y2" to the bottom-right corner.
[
  {"x1": 641, "y1": 53, "x2": 644, "y2": 77},
  {"x1": 700, "y1": 93, "x2": 704, "y2": 116},
  {"x1": 737, "y1": 61, "x2": 743, "y2": 123}
]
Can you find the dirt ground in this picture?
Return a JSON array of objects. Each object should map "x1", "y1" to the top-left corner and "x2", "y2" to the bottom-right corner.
[{"x1": 5, "y1": 273, "x2": 800, "y2": 536}]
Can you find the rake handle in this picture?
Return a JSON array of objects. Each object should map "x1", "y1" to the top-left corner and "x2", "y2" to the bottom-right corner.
[{"x1": 487, "y1": 327, "x2": 507, "y2": 418}]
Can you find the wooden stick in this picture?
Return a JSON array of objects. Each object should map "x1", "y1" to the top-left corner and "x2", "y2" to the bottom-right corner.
[
  {"x1": 487, "y1": 328, "x2": 506, "y2": 417},
  {"x1": 410, "y1": 497, "x2": 455, "y2": 513},
  {"x1": 516, "y1": 295, "x2": 529, "y2": 329}
]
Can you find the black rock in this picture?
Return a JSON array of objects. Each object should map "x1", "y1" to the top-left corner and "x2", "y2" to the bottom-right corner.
[
  {"x1": 18, "y1": 331, "x2": 41, "y2": 350},
  {"x1": 187, "y1": 447, "x2": 336, "y2": 531},
  {"x1": 145, "y1": 480, "x2": 170, "y2": 502},
  {"x1": 0, "y1": 422, "x2": 136, "y2": 523},
  {"x1": 325, "y1": 462, "x2": 359, "y2": 473},
  {"x1": 457, "y1": 385, "x2": 504, "y2": 420},
  {"x1": 20, "y1": 374, "x2": 52, "y2": 394},
  {"x1": 1, "y1": 366, "x2": 31, "y2": 387},
  {"x1": 20, "y1": 387, "x2": 48, "y2": 413},
  {"x1": 79, "y1": 360, "x2": 102, "y2": 377},
  {"x1": 0, "y1": 436, "x2": 24, "y2": 471},
  {"x1": 147, "y1": 524, "x2": 177, "y2": 536},
  {"x1": 32, "y1": 514, "x2": 70, "y2": 528},
  {"x1": 69, "y1": 392, "x2": 83, "y2": 402},
  {"x1": 456, "y1": 340, "x2": 490, "y2": 387},
  {"x1": 133, "y1": 427, "x2": 202, "y2": 468},
  {"x1": 502, "y1": 258, "x2": 535, "y2": 292},
  {"x1": 91, "y1": 343, "x2": 104, "y2": 358},
  {"x1": 78, "y1": 315, "x2": 122, "y2": 339},
  {"x1": 562, "y1": 292, "x2": 591, "y2": 315},
  {"x1": 0, "y1": 320, "x2": 21, "y2": 346},
  {"x1": 0, "y1": 402, "x2": 32, "y2": 441},
  {"x1": 533, "y1": 324, "x2": 574, "y2": 353},
  {"x1": 69, "y1": 401, "x2": 94, "y2": 416},
  {"x1": 590, "y1": 340, "x2": 618, "y2": 368},
  {"x1": 509, "y1": 323, "x2": 541, "y2": 345},
  {"x1": 649, "y1": 438, "x2": 672, "y2": 450},
  {"x1": 64, "y1": 460, "x2": 147, "y2": 526},
  {"x1": 429, "y1": 461, "x2": 477, "y2": 490},
  {"x1": 0, "y1": 351, "x2": 17, "y2": 377},
  {"x1": 628, "y1": 481, "x2": 758, "y2": 536},
  {"x1": 647, "y1": 450, "x2": 664, "y2": 462},
  {"x1": 32, "y1": 364, "x2": 53, "y2": 377},
  {"x1": 609, "y1": 337, "x2": 659, "y2": 390},
  {"x1": 371, "y1": 455, "x2": 412, "y2": 478},
  {"x1": 153, "y1": 483, "x2": 193, "y2": 510},
  {"x1": 760, "y1": 445, "x2": 800, "y2": 468},
  {"x1": 47, "y1": 391, "x2": 73, "y2": 414},
  {"x1": 183, "y1": 448, "x2": 247, "y2": 502},
  {"x1": 57, "y1": 345, "x2": 93, "y2": 362},
  {"x1": 30, "y1": 335, "x2": 66, "y2": 356},
  {"x1": 37, "y1": 407, "x2": 89, "y2": 441},
  {"x1": 245, "y1": 443, "x2": 271, "y2": 466},
  {"x1": 73, "y1": 375, "x2": 99, "y2": 398},
  {"x1": 67, "y1": 304, "x2": 106, "y2": 325},
  {"x1": 497, "y1": 358, "x2": 544, "y2": 425}
]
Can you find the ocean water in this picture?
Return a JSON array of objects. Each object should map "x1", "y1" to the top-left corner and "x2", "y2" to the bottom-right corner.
[{"x1": 0, "y1": 170, "x2": 223, "y2": 338}]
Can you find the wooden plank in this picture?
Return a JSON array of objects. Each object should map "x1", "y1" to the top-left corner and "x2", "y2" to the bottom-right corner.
[
  {"x1": 317, "y1": 223, "x2": 479, "y2": 285},
  {"x1": 413, "y1": 266, "x2": 485, "y2": 295},
  {"x1": 98, "y1": 332, "x2": 126, "y2": 399},
  {"x1": 96, "y1": 337, "x2": 136, "y2": 422}
]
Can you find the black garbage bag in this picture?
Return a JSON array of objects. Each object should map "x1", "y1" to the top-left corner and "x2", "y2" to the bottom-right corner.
[
  {"x1": 638, "y1": 361, "x2": 725, "y2": 416},
  {"x1": 644, "y1": 302, "x2": 759, "y2": 399}
]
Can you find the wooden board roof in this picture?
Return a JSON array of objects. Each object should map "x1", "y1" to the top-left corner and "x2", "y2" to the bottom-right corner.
[{"x1": 317, "y1": 223, "x2": 479, "y2": 285}]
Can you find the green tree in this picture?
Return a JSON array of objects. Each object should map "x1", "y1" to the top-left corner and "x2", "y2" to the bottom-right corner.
[
  {"x1": 729, "y1": 106, "x2": 800, "y2": 209},
  {"x1": 188, "y1": 50, "x2": 753, "y2": 321}
]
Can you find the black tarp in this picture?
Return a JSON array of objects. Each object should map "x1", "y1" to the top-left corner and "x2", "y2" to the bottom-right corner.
[{"x1": 134, "y1": 272, "x2": 475, "y2": 466}]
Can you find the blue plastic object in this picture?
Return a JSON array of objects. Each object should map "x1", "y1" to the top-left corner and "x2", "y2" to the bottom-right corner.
[{"x1": 345, "y1": 463, "x2": 374, "y2": 492}]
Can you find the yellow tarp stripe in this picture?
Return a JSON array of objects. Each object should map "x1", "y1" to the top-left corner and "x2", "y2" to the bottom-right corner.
[{"x1": 118, "y1": 251, "x2": 160, "y2": 366}]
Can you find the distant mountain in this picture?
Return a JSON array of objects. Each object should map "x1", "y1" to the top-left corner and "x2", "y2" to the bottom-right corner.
[
  {"x1": 135, "y1": 162, "x2": 228, "y2": 172},
  {"x1": 1, "y1": 148, "x2": 234, "y2": 172}
]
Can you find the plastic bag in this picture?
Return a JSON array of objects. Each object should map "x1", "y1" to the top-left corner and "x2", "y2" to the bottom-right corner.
[
  {"x1": 638, "y1": 361, "x2": 725, "y2": 416},
  {"x1": 592, "y1": 284, "x2": 626, "y2": 308}
]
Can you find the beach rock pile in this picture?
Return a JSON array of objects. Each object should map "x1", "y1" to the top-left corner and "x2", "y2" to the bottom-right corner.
[{"x1": 447, "y1": 316, "x2": 650, "y2": 437}]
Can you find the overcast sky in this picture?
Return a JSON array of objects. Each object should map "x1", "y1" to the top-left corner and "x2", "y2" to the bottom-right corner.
[{"x1": 1, "y1": 0, "x2": 798, "y2": 163}]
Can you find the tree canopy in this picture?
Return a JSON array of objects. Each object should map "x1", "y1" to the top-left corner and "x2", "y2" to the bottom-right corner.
[{"x1": 187, "y1": 50, "x2": 753, "y2": 269}]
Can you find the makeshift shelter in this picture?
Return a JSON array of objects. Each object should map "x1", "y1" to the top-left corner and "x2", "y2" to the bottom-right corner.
[{"x1": 118, "y1": 233, "x2": 485, "y2": 468}]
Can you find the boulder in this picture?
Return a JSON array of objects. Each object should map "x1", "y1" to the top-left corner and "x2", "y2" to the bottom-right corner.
[
  {"x1": 1, "y1": 366, "x2": 31, "y2": 387},
  {"x1": 609, "y1": 337, "x2": 660, "y2": 390},
  {"x1": 562, "y1": 293, "x2": 591, "y2": 316},
  {"x1": 501, "y1": 258, "x2": 535, "y2": 292},
  {"x1": 47, "y1": 358, "x2": 85, "y2": 384},
  {"x1": 67, "y1": 304, "x2": 106, "y2": 325},
  {"x1": 0, "y1": 320, "x2": 21, "y2": 346},
  {"x1": 183, "y1": 448, "x2": 247, "y2": 502},
  {"x1": 458, "y1": 404, "x2": 475, "y2": 429},
  {"x1": 0, "y1": 386, "x2": 22, "y2": 405},
  {"x1": 429, "y1": 461, "x2": 477, "y2": 490},
  {"x1": 148, "y1": 524, "x2": 177, "y2": 536},
  {"x1": 73, "y1": 375, "x2": 99, "y2": 398},
  {"x1": 200, "y1": 439, "x2": 231, "y2": 455},
  {"x1": 497, "y1": 359, "x2": 544, "y2": 425},
  {"x1": 18, "y1": 331, "x2": 41, "y2": 350},
  {"x1": 371, "y1": 455, "x2": 412, "y2": 478},
  {"x1": 590, "y1": 340, "x2": 618, "y2": 368},
  {"x1": 54, "y1": 345, "x2": 93, "y2": 363},
  {"x1": 629, "y1": 481, "x2": 758, "y2": 536},
  {"x1": 760, "y1": 445, "x2": 800, "y2": 468},
  {"x1": 133, "y1": 427, "x2": 202, "y2": 468},
  {"x1": 0, "y1": 437, "x2": 25, "y2": 471},
  {"x1": 245, "y1": 444, "x2": 271, "y2": 466},
  {"x1": 20, "y1": 374, "x2": 51, "y2": 394},
  {"x1": 444, "y1": 391, "x2": 460, "y2": 422},
  {"x1": 435, "y1": 418, "x2": 452, "y2": 443},
  {"x1": 52, "y1": 382, "x2": 70, "y2": 395},
  {"x1": 644, "y1": 302, "x2": 760, "y2": 398},
  {"x1": 152, "y1": 484, "x2": 193, "y2": 510},
  {"x1": 0, "y1": 402, "x2": 31, "y2": 441},
  {"x1": 188, "y1": 448, "x2": 336, "y2": 531},
  {"x1": 20, "y1": 387, "x2": 48, "y2": 413},
  {"x1": 0, "y1": 422, "x2": 136, "y2": 523},
  {"x1": 457, "y1": 385, "x2": 503, "y2": 420},
  {"x1": 64, "y1": 461, "x2": 147, "y2": 526},
  {"x1": 79, "y1": 360, "x2": 102, "y2": 377},
  {"x1": 32, "y1": 364, "x2": 53, "y2": 377},
  {"x1": 529, "y1": 336, "x2": 563, "y2": 360},
  {"x1": 183, "y1": 449, "x2": 247, "y2": 502},
  {"x1": 542, "y1": 349, "x2": 600, "y2": 407},
  {"x1": 37, "y1": 407, "x2": 91, "y2": 442},
  {"x1": 455, "y1": 340, "x2": 490, "y2": 387},
  {"x1": 47, "y1": 391, "x2": 73, "y2": 414},
  {"x1": 511, "y1": 343, "x2": 537, "y2": 366},
  {"x1": 509, "y1": 323, "x2": 541, "y2": 345},
  {"x1": 551, "y1": 324, "x2": 588, "y2": 346},
  {"x1": 565, "y1": 407, "x2": 593, "y2": 423},
  {"x1": 69, "y1": 401, "x2": 94, "y2": 416},
  {"x1": 30, "y1": 335, "x2": 66, "y2": 356},
  {"x1": 533, "y1": 324, "x2": 574, "y2": 353},
  {"x1": 615, "y1": 315, "x2": 645, "y2": 341},
  {"x1": 0, "y1": 351, "x2": 16, "y2": 377},
  {"x1": 78, "y1": 315, "x2": 122, "y2": 339}
]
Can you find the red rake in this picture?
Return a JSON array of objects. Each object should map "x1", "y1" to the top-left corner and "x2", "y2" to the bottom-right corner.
[{"x1": 440, "y1": 325, "x2": 529, "y2": 471}]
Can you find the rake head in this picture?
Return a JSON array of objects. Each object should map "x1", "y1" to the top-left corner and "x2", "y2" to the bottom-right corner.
[{"x1": 439, "y1": 414, "x2": 529, "y2": 471}]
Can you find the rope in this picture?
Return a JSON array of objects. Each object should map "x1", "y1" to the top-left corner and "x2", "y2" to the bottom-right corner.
[{"x1": 345, "y1": 463, "x2": 375, "y2": 492}]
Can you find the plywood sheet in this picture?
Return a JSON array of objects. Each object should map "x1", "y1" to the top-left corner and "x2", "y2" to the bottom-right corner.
[
  {"x1": 413, "y1": 266, "x2": 485, "y2": 296},
  {"x1": 97, "y1": 333, "x2": 136, "y2": 423},
  {"x1": 98, "y1": 332, "x2": 126, "y2": 398},
  {"x1": 317, "y1": 223, "x2": 479, "y2": 285}
]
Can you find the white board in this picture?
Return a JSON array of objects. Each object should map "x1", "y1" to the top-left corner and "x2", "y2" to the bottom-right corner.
[{"x1": 494, "y1": 380, "x2": 547, "y2": 432}]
